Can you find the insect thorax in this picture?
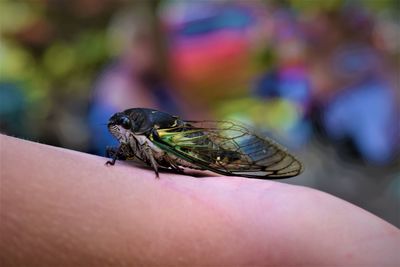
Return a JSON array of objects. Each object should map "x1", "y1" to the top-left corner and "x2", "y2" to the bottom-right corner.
[{"x1": 128, "y1": 134, "x2": 203, "y2": 170}]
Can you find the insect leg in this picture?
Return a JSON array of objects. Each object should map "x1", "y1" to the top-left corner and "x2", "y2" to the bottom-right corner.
[
  {"x1": 163, "y1": 155, "x2": 185, "y2": 173},
  {"x1": 142, "y1": 142, "x2": 160, "y2": 178},
  {"x1": 105, "y1": 144, "x2": 122, "y2": 166},
  {"x1": 106, "y1": 146, "x2": 117, "y2": 158},
  {"x1": 106, "y1": 145, "x2": 130, "y2": 161},
  {"x1": 128, "y1": 136, "x2": 148, "y2": 163}
]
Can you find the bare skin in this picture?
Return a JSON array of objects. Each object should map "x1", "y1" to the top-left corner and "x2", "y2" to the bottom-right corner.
[{"x1": 0, "y1": 134, "x2": 399, "y2": 266}]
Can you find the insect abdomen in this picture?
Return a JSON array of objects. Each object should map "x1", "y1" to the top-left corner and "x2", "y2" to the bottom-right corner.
[{"x1": 167, "y1": 153, "x2": 204, "y2": 170}]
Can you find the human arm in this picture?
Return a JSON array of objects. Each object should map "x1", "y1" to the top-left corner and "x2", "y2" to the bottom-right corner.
[{"x1": 1, "y1": 134, "x2": 399, "y2": 266}]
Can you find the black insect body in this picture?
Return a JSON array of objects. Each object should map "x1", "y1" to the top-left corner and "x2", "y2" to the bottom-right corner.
[{"x1": 106, "y1": 108, "x2": 303, "y2": 179}]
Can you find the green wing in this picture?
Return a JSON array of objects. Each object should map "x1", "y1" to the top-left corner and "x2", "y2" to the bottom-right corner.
[{"x1": 151, "y1": 121, "x2": 303, "y2": 179}]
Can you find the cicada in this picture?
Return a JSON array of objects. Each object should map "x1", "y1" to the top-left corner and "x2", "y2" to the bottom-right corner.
[{"x1": 106, "y1": 108, "x2": 303, "y2": 179}]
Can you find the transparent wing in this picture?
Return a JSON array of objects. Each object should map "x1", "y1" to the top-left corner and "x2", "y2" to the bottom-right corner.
[{"x1": 153, "y1": 121, "x2": 303, "y2": 179}]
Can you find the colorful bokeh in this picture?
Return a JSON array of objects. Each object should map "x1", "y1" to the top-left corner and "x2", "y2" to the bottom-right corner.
[{"x1": 1, "y1": 0, "x2": 399, "y2": 226}]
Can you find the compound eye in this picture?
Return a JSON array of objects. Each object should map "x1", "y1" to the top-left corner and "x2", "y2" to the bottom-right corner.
[{"x1": 119, "y1": 116, "x2": 131, "y2": 129}]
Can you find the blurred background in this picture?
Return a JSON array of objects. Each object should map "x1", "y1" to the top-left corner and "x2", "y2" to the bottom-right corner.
[{"x1": 0, "y1": 0, "x2": 399, "y2": 226}]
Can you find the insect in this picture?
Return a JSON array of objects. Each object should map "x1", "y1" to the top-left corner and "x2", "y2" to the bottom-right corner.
[{"x1": 106, "y1": 108, "x2": 303, "y2": 179}]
